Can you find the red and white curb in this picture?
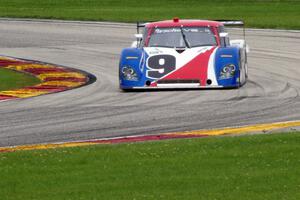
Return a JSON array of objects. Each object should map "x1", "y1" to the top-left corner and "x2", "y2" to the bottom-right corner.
[
  {"x1": 0, "y1": 56, "x2": 91, "y2": 101},
  {"x1": 0, "y1": 120, "x2": 299, "y2": 153}
]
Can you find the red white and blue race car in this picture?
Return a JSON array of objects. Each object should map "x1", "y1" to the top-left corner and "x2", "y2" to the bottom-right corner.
[{"x1": 119, "y1": 18, "x2": 249, "y2": 90}]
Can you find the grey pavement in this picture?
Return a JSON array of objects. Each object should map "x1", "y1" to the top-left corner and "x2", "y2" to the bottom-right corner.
[{"x1": 0, "y1": 19, "x2": 299, "y2": 147}]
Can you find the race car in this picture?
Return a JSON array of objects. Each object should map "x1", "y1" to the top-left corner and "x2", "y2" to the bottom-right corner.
[{"x1": 119, "y1": 18, "x2": 249, "y2": 90}]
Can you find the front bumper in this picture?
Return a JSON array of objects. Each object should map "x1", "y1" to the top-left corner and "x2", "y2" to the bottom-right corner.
[{"x1": 120, "y1": 84, "x2": 238, "y2": 90}]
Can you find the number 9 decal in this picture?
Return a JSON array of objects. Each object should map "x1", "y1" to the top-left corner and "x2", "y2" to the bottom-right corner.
[{"x1": 146, "y1": 55, "x2": 176, "y2": 79}]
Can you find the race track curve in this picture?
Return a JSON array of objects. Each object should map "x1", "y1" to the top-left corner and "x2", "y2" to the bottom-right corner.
[{"x1": 0, "y1": 19, "x2": 299, "y2": 147}]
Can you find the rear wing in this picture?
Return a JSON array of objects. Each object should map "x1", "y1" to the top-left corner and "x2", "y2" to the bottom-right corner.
[
  {"x1": 136, "y1": 20, "x2": 244, "y2": 32},
  {"x1": 215, "y1": 20, "x2": 245, "y2": 39},
  {"x1": 215, "y1": 20, "x2": 244, "y2": 26}
]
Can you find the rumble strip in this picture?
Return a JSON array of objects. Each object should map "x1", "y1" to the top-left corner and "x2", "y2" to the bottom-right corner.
[
  {"x1": 0, "y1": 120, "x2": 299, "y2": 153},
  {"x1": 0, "y1": 56, "x2": 90, "y2": 101}
]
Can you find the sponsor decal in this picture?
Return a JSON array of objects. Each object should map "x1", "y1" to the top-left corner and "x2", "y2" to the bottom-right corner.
[{"x1": 148, "y1": 48, "x2": 164, "y2": 55}]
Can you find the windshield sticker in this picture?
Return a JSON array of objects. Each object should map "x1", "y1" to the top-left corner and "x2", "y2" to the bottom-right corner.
[
  {"x1": 155, "y1": 28, "x2": 181, "y2": 34},
  {"x1": 155, "y1": 27, "x2": 212, "y2": 34},
  {"x1": 149, "y1": 27, "x2": 217, "y2": 48}
]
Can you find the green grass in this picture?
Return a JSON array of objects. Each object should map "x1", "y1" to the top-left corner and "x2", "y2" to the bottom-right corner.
[
  {"x1": 1, "y1": 132, "x2": 300, "y2": 200},
  {"x1": 0, "y1": 0, "x2": 299, "y2": 29},
  {"x1": 0, "y1": 68, "x2": 41, "y2": 91}
]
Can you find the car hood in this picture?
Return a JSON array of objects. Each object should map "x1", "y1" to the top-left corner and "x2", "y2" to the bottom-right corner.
[{"x1": 143, "y1": 46, "x2": 218, "y2": 86}]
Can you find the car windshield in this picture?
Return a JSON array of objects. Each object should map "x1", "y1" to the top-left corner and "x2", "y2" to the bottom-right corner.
[{"x1": 147, "y1": 27, "x2": 217, "y2": 48}]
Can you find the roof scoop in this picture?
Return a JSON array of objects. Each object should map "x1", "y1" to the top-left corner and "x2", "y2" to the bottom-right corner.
[{"x1": 173, "y1": 17, "x2": 179, "y2": 23}]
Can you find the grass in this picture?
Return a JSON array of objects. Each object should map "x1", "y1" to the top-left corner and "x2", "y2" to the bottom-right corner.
[
  {"x1": 0, "y1": 0, "x2": 299, "y2": 29},
  {"x1": 0, "y1": 1, "x2": 299, "y2": 199},
  {"x1": 0, "y1": 68, "x2": 41, "y2": 91},
  {"x1": 0, "y1": 132, "x2": 299, "y2": 200}
]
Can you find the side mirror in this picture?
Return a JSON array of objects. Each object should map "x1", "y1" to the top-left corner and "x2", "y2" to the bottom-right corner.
[
  {"x1": 229, "y1": 40, "x2": 250, "y2": 53},
  {"x1": 132, "y1": 34, "x2": 143, "y2": 48},
  {"x1": 220, "y1": 32, "x2": 230, "y2": 47},
  {"x1": 220, "y1": 32, "x2": 229, "y2": 38},
  {"x1": 135, "y1": 34, "x2": 143, "y2": 40}
]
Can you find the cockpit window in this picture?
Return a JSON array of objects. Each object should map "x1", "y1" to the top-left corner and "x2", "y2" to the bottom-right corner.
[{"x1": 147, "y1": 27, "x2": 217, "y2": 48}]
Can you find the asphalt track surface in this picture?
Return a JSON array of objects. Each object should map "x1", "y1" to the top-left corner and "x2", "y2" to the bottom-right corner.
[{"x1": 0, "y1": 19, "x2": 299, "y2": 147}]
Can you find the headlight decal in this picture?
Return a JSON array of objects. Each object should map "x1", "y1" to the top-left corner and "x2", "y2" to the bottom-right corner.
[
  {"x1": 121, "y1": 66, "x2": 138, "y2": 81},
  {"x1": 219, "y1": 64, "x2": 236, "y2": 79}
]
